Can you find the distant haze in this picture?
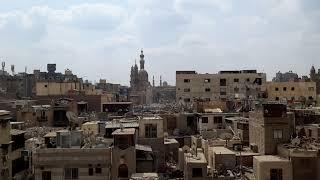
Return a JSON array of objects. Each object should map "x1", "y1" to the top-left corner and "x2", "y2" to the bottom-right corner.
[{"x1": 0, "y1": 0, "x2": 319, "y2": 85}]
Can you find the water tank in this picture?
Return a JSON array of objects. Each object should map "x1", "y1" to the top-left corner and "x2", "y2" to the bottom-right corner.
[{"x1": 47, "y1": 64, "x2": 56, "y2": 74}]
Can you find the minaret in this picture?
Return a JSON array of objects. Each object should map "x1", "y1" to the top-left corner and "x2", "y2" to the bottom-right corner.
[
  {"x1": 140, "y1": 49, "x2": 145, "y2": 70},
  {"x1": 160, "y1": 76, "x2": 162, "y2": 87},
  {"x1": 310, "y1": 65, "x2": 316, "y2": 81},
  {"x1": 153, "y1": 76, "x2": 155, "y2": 87}
]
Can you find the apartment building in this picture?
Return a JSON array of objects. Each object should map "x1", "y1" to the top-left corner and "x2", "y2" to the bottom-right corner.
[
  {"x1": 266, "y1": 81, "x2": 317, "y2": 103},
  {"x1": 176, "y1": 70, "x2": 266, "y2": 104}
]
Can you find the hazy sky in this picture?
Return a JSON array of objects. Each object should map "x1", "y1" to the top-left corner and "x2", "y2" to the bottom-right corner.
[{"x1": 0, "y1": 0, "x2": 319, "y2": 85}]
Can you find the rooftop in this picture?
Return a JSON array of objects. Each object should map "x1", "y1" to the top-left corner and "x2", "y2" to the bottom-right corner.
[
  {"x1": 211, "y1": 147, "x2": 236, "y2": 155},
  {"x1": 44, "y1": 131, "x2": 57, "y2": 138},
  {"x1": 136, "y1": 144, "x2": 152, "y2": 152},
  {"x1": 105, "y1": 121, "x2": 139, "y2": 129},
  {"x1": 254, "y1": 155, "x2": 289, "y2": 162},
  {"x1": 112, "y1": 128, "x2": 135, "y2": 135},
  {"x1": 10, "y1": 129, "x2": 26, "y2": 136},
  {"x1": 185, "y1": 149, "x2": 207, "y2": 164},
  {"x1": 131, "y1": 173, "x2": 159, "y2": 179}
]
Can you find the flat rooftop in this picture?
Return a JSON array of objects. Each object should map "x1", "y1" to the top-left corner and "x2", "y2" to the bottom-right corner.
[
  {"x1": 10, "y1": 129, "x2": 26, "y2": 136},
  {"x1": 211, "y1": 147, "x2": 236, "y2": 155},
  {"x1": 254, "y1": 155, "x2": 289, "y2": 162},
  {"x1": 131, "y1": 173, "x2": 159, "y2": 179},
  {"x1": 44, "y1": 131, "x2": 57, "y2": 138},
  {"x1": 185, "y1": 149, "x2": 207, "y2": 164},
  {"x1": 105, "y1": 121, "x2": 139, "y2": 129},
  {"x1": 112, "y1": 128, "x2": 135, "y2": 135}
]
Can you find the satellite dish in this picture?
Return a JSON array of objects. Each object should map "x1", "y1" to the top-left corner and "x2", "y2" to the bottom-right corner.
[
  {"x1": 66, "y1": 111, "x2": 78, "y2": 122},
  {"x1": 291, "y1": 138, "x2": 301, "y2": 146}
]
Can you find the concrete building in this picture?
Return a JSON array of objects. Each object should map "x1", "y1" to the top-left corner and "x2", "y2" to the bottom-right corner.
[
  {"x1": 111, "y1": 128, "x2": 137, "y2": 179},
  {"x1": 176, "y1": 70, "x2": 266, "y2": 104},
  {"x1": 253, "y1": 155, "x2": 292, "y2": 180},
  {"x1": 266, "y1": 81, "x2": 317, "y2": 104},
  {"x1": 16, "y1": 104, "x2": 53, "y2": 127},
  {"x1": 0, "y1": 110, "x2": 29, "y2": 180},
  {"x1": 310, "y1": 65, "x2": 320, "y2": 94},
  {"x1": 277, "y1": 143, "x2": 320, "y2": 180},
  {"x1": 198, "y1": 111, "x2": 239, "y2": 132},
  {"x1": 183, "y1": 148, "x2": 208, "y2": 180},
  {"x1": 209, "y1": 147, "x2": 236, "y2": 172},
  {"x1": 249, "y1": 103, "x2": 294, "y2": 155},
  {"x1": 33, "y1": 129, "x2": 112, "y2": 180},
  {"x1": 137, "y1": 116, "x2": 165, "y2": 169}
]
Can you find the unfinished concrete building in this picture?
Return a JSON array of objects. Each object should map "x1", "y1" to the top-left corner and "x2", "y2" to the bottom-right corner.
[
  {"x1": 0, "y1": 110, "x2": 29, "y2": 180},
  {"x1": 249, "y1": 103, "x2": 294, "y2": 155},
  {"x1": 176, "y1": 70, "x2": 266, "y2": 104}
]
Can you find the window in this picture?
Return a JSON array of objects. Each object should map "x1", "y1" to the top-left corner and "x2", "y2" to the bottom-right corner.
[
  {"x1": 145, "y1": 124, "x2": 157, "y2": 138},
  {"x1": 42, "y1": 171, "x2": 51, "y2": 180},
  {"x1": 204, "y1": 98, "x2": 210, "y2": 102},
  {"x1": 234, "y1": 78, "x2": 239, "y2": 83},
  {"x1": 308, "y1": 129, "x2": 312, "y2": 137},
  {"x1": 291, "y1": 87, "x2": 295, "y2": 91},
  {"x1": 184, "y1": 88, "x2": 191, "y2": 92},
  {"x1": 205, "y1": 88, "x2": 211, "y2": 92},
  {"x1": 308, "y1": 96, "x2": 313, "y2": 100},
  {"x1": 275, "y1": 87, "x2": 279, "y2": 91},
  {"x1": 95, "y1": 164, "x2": 102, "y2": 174},
  {"x1": 270, "y1": 169, "x2": 283, "y2": 180},
  {"x1": 192, "y1": 168, "x2": 203, "y2": 177},
  {"x1": 204, "y1": 79, "x2": 210, "y2": 83},
  {"x1": 283, "y1": 87, "x2": 287, "y2": 91},
  {"x1": 214, "y1": 116, "x2": 222, "y2": 124},
  {"x1": 202, "y1": 117, "x2": 208, "y2": 123},
  {"x1": 234, "y1": 87, "x2": 239, "y2": 93},
  {"x1": 220, "y1": 91, "x2": 226, "y2": 95},
  {"x1": 44, "y1": 85, "x2": 48, "y2": 88},
  {"x1": 184, "y1": 79, "x2": 190, "y2": 83},
  {"x1": 308, "y1": 87, "x2": 314, "y2": 91},
  {"x1": 88, "y1": 164, "x2": 93, "y2": 176},
  {"x1": 64, "y1": 168, "x2": 78, "y2": 179},
  {"x1": 220, "y1": 79, "x2": 226, "y2": 86},
  {"x1": 273, "y1": 130, "x2": 283, "y2": 139},
  {"x1": 275, "y1": 97, "x2": 279, "y2": 101}
]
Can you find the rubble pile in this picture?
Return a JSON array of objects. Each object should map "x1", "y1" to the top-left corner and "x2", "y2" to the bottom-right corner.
[{"x1": 25, "y1": 126, "x2": 65, "y2": 139}]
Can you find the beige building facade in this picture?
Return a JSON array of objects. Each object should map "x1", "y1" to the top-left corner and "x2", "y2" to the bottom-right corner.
[
  {"x1": 176, "y1": 70, "x2": 266, "y2": 104},
  {"x1": 36, "y1": 82, "x2": 82, "y2": 96},
  {"x1": 33, "y1": 148, "x2": 112, "y2": 180},
  {"x1": 266, "y1": 81, "x2": 317, "y2": 102},
  {"x1": 253, "y1": 155, "x2": 292, "y2": 180}
]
